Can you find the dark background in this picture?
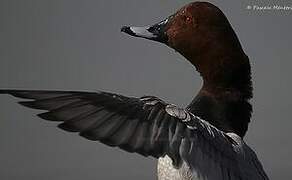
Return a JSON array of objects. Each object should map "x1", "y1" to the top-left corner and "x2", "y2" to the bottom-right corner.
[{"x1": 0, "y1": 0, "x2": 291, "y2": 179}]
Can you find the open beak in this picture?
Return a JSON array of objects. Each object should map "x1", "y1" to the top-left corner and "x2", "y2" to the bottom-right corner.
[{"x1": 121, "y1": 17, "x2": 170, "y2": 44}]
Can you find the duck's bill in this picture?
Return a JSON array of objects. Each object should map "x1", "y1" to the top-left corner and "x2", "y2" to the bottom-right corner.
[{"x1": 121, "y1": 17, "x2": 169, "y2": 44}]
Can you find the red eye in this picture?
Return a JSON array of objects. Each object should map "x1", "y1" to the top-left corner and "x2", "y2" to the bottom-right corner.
[{"x1": 181, "y1": 15, "x2": 192, "y2": 24}]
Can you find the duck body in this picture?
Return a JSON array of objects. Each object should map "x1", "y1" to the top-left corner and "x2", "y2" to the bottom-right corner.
[{"x1": 0, "y1": 2, "x2": 269, "y2": 180}]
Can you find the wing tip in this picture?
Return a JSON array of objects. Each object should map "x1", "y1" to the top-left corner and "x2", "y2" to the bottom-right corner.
[
  {"x1": 0, "y1": 89, "x2": 15, "y2": 95},
  {"x1": 0, "y1": 89, "x2": 37, "y2": 99}
]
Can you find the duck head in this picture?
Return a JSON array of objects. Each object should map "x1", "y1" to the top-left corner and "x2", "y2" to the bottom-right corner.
[
  {"x1": 122, "y1": 2, "x2": 253, "y2": 137},
  {"x1": 122, "y1": 2, "x2": 251, "y2": 98}
]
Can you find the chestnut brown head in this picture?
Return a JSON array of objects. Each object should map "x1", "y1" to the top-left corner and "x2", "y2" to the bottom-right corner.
[{"x1": 122, "y1": 2, "x2": 251, "y2": 96}]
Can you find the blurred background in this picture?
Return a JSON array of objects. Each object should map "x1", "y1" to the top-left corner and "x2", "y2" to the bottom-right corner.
[{"x1": 0, "y1": 0, "x2": 291, "y2": 179}]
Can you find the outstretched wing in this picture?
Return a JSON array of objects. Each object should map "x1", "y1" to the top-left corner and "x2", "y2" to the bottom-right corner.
[
  {"x1": 0, "y1": 90, "x2": 269, "y2": 179},
  {"x1": 0, "y1": 89, "x2": 186, "y2": 166}
]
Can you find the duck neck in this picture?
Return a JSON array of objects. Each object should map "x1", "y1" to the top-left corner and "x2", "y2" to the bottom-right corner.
[{"x1": 187, "y1": 56, "x2": 253, "y2": 138}]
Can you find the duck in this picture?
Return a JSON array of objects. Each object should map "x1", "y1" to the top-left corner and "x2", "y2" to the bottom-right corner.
[{"x1": 0, "y1": 1, "x2": 269, "y2": 180}]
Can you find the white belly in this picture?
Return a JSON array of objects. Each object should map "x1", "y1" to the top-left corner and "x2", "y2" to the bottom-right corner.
[{"x1": 157, "y1": 156, "x2": 195, "y2": 180}]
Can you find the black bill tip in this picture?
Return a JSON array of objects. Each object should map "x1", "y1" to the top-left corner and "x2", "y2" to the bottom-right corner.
[
  {"x1": 121, "y1": 26, "x2": 135, "y2": 36},
  {"x1": 121, "y1": 26, "x2": 129, "y2": 33}
]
